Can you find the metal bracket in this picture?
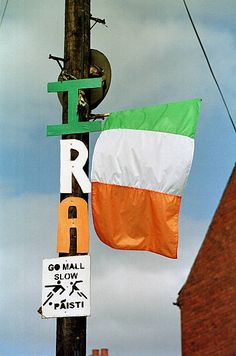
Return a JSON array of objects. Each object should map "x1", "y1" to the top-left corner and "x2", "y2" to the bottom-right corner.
[
  {"x1": 90, "y1": 15, "x2": 107, "y2": 30},
  {"x1": 49, "y1": 54, "x2": 69, "y2": 70}
]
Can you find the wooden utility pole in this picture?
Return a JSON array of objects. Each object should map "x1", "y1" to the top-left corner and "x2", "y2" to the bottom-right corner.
[{"x1": 56, "y1": 1, "x2": 90, "y2": 355}]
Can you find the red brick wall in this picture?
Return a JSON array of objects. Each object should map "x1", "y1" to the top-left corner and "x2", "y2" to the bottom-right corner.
[{"x1": 178, "y1": 167, "x2": 236, "y2": 355}]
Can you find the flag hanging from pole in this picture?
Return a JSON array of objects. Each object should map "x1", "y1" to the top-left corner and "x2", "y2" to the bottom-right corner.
[{"x1": 91, "y1": 99, "x2": 201, "y2": 258}]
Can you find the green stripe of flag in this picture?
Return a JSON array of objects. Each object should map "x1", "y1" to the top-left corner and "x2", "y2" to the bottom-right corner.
[{"x1": 103, "y1": 98, "x2": 201, "y2": 138}]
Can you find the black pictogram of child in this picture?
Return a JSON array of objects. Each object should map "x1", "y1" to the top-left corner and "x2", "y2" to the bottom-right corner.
[
  {"x1": 43, "y1": 281, "x2": 66, "y2": 306},
  {"x1": 69, "y1": 280, "x2": 87, "y2": 299}
]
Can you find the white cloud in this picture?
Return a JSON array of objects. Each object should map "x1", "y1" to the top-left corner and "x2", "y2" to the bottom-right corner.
[
  {"x1": 0, "y1": 0, "x2": 64, "y2": 147},
  {"x1": 91, "y1": 4, "x2": 236, "y2": 116},
  {"x1": 0, "y1": 193, "x2": 58, "y2": 355}
]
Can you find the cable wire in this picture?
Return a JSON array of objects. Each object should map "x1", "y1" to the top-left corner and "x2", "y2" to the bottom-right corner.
[
  {"x1": 182, "y1": 0, "x2": 236, "y2": 134},
  {"x1": 0, "y1": 0, "x2": 9, "y2": 28}
]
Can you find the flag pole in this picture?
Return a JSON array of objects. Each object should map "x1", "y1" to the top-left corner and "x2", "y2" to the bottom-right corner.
[{"x1": 56, "y1": 1, "x2": 90, "y2": 355}]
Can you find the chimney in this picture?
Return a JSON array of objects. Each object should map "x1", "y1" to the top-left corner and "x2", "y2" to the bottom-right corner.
[
  {"x1": 91, "y1": 348, "x2": 109, "y2": 356},
  {"x1": 92, "y1": 350, "x2": 100, "y2": 356}
]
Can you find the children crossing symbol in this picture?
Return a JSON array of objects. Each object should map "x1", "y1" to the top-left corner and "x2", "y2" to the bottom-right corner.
[{"x1": 42, "y1": 255, "x2": 90, "y2": 318}]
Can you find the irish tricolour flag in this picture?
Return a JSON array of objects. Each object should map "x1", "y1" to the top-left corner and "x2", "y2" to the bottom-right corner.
[{"x1": 91, "y1": 99, "x2": 200, "y2": 258}]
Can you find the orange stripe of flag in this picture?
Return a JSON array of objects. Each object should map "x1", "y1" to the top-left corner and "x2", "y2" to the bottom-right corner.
[{"x1": 92, "y1": 182, "x2": 181, "y2": 258}]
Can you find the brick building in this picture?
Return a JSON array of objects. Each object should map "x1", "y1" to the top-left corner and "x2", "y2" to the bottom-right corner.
[{"x1": 177, "y1": 166, "x2": 236, "y2": 355}]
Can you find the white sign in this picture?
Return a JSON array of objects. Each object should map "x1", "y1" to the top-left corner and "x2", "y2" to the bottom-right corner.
[{"x1": 42, "y1": 255, "x2": 90, "y2": 318}]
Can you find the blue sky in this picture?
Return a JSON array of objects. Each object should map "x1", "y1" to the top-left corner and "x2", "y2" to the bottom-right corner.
[{"x1": 0, "y1": 1, "x2": 235, "y2": 355}]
